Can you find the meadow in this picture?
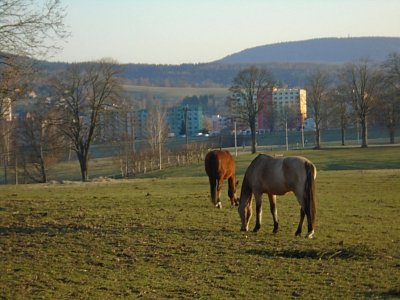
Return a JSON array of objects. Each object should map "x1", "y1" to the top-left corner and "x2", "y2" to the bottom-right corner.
[
  {"x1": 122, "y1": 84, "x2": 229, "y2": 103},
  {"x1": 1, "y1": 147, "x2": 400, "y2": 299}
]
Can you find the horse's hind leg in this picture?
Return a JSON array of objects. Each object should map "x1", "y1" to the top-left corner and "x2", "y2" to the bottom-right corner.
[
  {"x1": 253, "y1": 193, "x2": 263, "y2": 232},
  {"x1": 216, "y1": 179, "x2": 223, "y2": 208},
  {"x1": 295, "y1": 191, "x2": 314, "y2": 239},
  {"x1": 295, "y1": 191, "x2": 314, "y2": 238},
  {"x1": 305, "y1": 213, "x2": 314, "y2": 239},
  {"x1": 209, "y1": 177, "x2": 217, "y2": 206},
  {"x1": 268, "y1": 194, "x2": 279, "y2": 234},
  {"x1": 228, "y1": 177, "x2": 238, "y2": 206},
  {"x1": 295, "y1": 208, "x2": 305, "y2": 237}
]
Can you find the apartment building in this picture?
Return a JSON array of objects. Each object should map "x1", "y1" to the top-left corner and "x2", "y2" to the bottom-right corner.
[
  {"x1": 257, "y1": 88, "x2": 307, "y2": 131},
  {"x1": 167, "y1": 104, "x2": 203, "y2": 136},
  {"x1": 273, "y1": 88, "x2": 307, "y2": 128}
]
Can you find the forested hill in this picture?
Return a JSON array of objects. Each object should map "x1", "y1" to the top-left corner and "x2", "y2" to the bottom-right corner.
[
  {"x1": 119, "y1": 62, "x2": 339, "y2": 87},
  {"x1": 41, "y1": 37, "x2": 400, "y2": 88},
  {"x1": 216, "y1": 37, "x2": 400, "y2": 64}
]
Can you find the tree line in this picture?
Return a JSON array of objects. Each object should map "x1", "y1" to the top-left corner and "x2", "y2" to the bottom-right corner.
[{"x1": 226, "y1": 57, "x2": 400, "y2": 153}]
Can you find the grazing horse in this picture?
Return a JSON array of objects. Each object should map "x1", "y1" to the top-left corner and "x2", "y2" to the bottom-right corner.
[
  {"x1": 238, "y1": 154, "x2": 317, "y2": 238},
  {"x1": 205, "y1": 150, "x2": 239, "y2": 208}
]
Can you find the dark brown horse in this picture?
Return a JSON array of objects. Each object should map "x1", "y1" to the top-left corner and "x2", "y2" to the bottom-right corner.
[
  {"x1": 238, "y1": 154, "x2": 317, "y2": 238},
  {"x1": 205, "y1": 150, "x2": 239, "y2": 208}
]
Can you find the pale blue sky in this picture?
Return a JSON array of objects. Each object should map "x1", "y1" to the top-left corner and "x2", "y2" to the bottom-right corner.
[{"x1": 52, "y1": 0, "x2": 400, "y2": 64}]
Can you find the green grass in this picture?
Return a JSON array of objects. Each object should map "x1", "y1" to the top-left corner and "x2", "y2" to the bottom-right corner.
[
  {"x1": 139, "y1": 145, "x2": 400, "y2": 179},
  {"x1": 4, "y1": 145, "x2": 399, "y2": 184},
  {"x1": 1, "y1": 147, "x2": 400, "y2": 299}
]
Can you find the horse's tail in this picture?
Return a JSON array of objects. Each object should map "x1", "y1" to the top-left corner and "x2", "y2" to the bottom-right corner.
[
  {"x1": 208, "y1": 152, "x2": 219, "y2": 205},
  {"x1": 304, "y1": 161, "x2": 317, "y2": 229}
]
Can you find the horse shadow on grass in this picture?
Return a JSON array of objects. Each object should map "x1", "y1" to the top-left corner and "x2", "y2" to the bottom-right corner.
[{"x1": 245, "y1": 244, "x2": 374, "y2": 260}]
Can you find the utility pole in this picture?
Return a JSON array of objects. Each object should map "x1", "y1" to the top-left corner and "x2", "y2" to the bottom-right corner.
[
  {"x1": 182, "y1": 105, "x2": 190, "y2": 161},
  {"x1": 285, "y1": 113, "x2": 289, "y2": 151},
  {"x1": 234, "y1": 120, "x2": 238, "y2": 157}
]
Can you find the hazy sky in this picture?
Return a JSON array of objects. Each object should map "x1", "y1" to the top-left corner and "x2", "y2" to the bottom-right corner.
[{"x1": 51, "y1": 0, "x2": 400, "y2": 65}]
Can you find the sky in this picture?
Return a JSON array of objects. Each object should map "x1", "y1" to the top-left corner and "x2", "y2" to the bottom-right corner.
[{"x1": 50, "y1": 0, "x2": 400, "y2": 65}]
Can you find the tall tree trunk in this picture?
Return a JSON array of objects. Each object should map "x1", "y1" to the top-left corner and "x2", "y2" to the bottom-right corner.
[
  {"x1": 39, "y1": 144, "x2": 47, "y2": 183},
  {"x1": 341, "y1": 126, "x2": 345, "y2": 146},
  {"x1": 389, "y1": 127, "x2": 395, "y2": 144},
  {"x1": 361, "y1": 116, "x2": 368, "y2": 148},
  {"x1": 388, "y1": 115, "x2": 396, "y2": 144},
  {"x1": 158, "y1": 136, "x2": 162, "y2": 170},
  {"x1": 77, "y1": 151, "x2": 89, "y2": 181},
  {"x1": 315, "y1": 126, "x2": 321, "y2": 149},
  {"x1": 250, "y1": 123, "x2": 257, "y2": 154}
]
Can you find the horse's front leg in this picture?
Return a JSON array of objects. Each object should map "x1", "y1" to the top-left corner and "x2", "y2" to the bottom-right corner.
[
  {"x1": 268, "y1": 194, "x2": 279, "y2": 234},
  {"x1": 253, "y1": 193, "x2": 263, "y2": 232},
  {"x1": 238, "y1": 195, "x2": 252, "y2": 231},
  {"x1": 295, "y1": 208, "x2": 305, "y2": 237}
]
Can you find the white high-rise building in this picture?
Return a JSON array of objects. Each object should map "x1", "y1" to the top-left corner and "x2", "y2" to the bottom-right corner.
[{"x1": 272, "y1": 88, "x2": 307, "y2": 129}]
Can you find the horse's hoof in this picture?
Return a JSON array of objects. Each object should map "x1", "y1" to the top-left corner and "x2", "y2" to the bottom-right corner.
[
  {"x1": 295, "y1": 231, "x2": 301, "y2": 237},
  {"x1": 305, "y1": 230, "x2": 314, "y2": 239},
  {"x1": 215, "y1": 202, "x2": 222, "y2": 209},
  {"x1": 240, "y1": 227, "x2": 248, "y2": 232},
  {"x1": 252, "y1": 227, "x2": 260, "y2": 232}
]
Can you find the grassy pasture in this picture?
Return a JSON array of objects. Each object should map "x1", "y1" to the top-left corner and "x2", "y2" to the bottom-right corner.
[{"x1": 1, "y1": 148, "x2": 400, "y2": 299}]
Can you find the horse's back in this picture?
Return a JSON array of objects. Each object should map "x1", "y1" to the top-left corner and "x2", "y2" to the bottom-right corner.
[
  {"x1": 283, "y1": 156, "x2": 316, "y2": 178},
  {"x1": 244, "y1": 155, "x2": 286, "y2": 194},
  {"x1": 244, "y1": 154, "x2": 315, "y2": 195},
  {"x1": 205, "y1": 150, "x2": 235, "y2": 179},
  {"x1": 282, "y1": 156, "x2": 316, "y2": 191}
]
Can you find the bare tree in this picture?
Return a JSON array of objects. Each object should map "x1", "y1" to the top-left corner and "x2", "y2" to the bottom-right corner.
[
  {"x1": 145, "y1": 103, "x2": 168, "y2": 170},
  {"x1": 227, "y1": 66, "x2": 275, "y2": 153},
  {"x1": 0, "y1": 0, "x2": 68, "y2": 59},
  {"x1": 380, "y1": 53, "x2": 400, "y2": 143},
  {"x1": 330, "y1": 88, "x2": 350, "y2": 146},
  {"x1": 15, "y1": 104, "x2": 66, "y2": 183},
  {"x1": 373, "y1": 88, "x2": 400, "y2": 144},
  {"x1": 113, "y1": 100, "x2": 136, "y2": 177},
  {"x1": 52, "y1": 61, "x2": 122, "y2": 181},
  {"x1": 0, "y1": 0, "x2": 68, "y2": 100},
  {"x1": 0, "y1": 0, "x2": 68, "y2": 179},
  {"x1": 340, "y1": 60, "x2": 383, "y2": 148},
  {"x1": 0, "y1": 56, "x2": 33, "y2": 175},
  {"x1": 306, "y1": 70, "x2": 331, "y2": 149}
]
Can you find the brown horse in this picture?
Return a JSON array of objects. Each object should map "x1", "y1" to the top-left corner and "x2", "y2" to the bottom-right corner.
[
  {"x1": 205, "y1": 150, "x2": 239, "y2": 208},
  {"x1": 238, "y1": 154, "x2": 317, "y2": 238}
]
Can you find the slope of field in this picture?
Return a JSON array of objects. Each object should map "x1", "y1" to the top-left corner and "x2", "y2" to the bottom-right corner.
[
  {"x1": 122, "y1": 84, "x2": 229, "y2": 103},
  {"x1": 1, "y1": 147, "x2": 400, "y2": 298}
]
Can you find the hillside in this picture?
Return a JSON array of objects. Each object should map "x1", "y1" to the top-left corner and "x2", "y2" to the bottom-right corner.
[
  {"x1": 39, "y1": 37, "x2": 400, "y2": 89},
  {"x1": 216, "y1": 37, "x2": 400, "y2": 64}
]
